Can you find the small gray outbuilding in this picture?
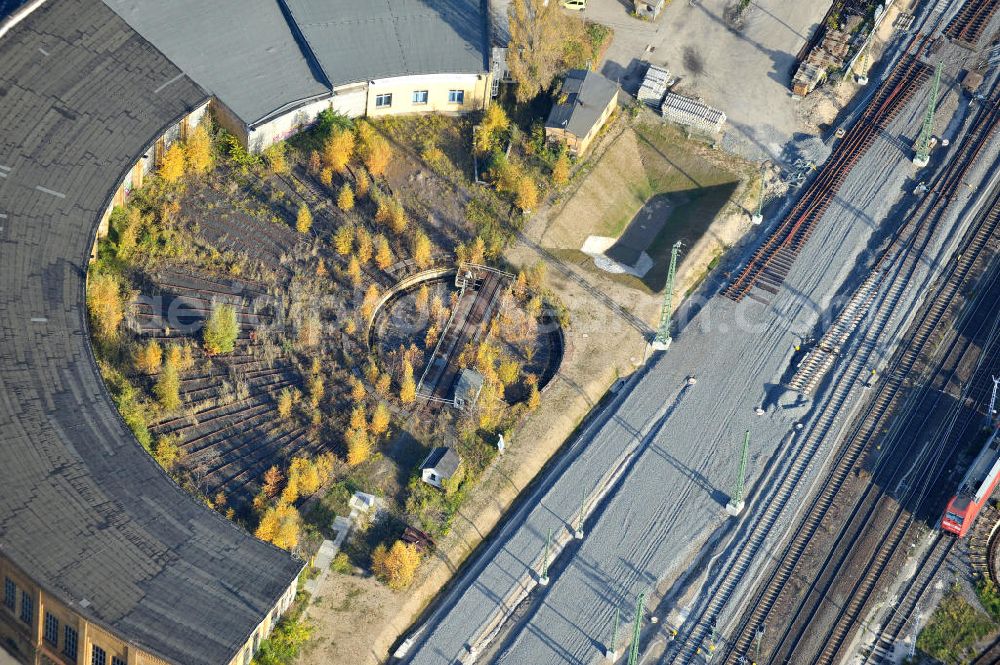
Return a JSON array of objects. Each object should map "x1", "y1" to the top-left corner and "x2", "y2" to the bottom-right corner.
[{"x1": 420, "y1": 447, "x2": 463, "y2": 489}]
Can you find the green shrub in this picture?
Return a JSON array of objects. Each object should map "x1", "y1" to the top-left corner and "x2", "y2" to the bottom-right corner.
[
  {"x1": 331, "y1": 552, "x2": 352, "y2": 575},
  {"x1": 203, "y1": 303, "x2": 239, "y2": 355},
  {"x1": 977, "y1": 577, "x2": 1000, "y2": 622},
  {"x1": 917, "y1": 587, "x2": 994, "y2": 663}
]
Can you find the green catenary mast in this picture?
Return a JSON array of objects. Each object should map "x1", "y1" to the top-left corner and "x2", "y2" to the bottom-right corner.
[
  {"x1": 653, "y1": 241, "x2": 683, "y2": 351},
  {"x1": 605, "y1": 607, "x2": 620, "y2": 660},
  {"x1": 913, "y1": 61, "x2": 943, "y2": 167},
  {"x1": 627, "y1": 590, "x2": 648, "y2": 665},
  {"x1": 726, "y1": 430, "x2": 751, "y2": 516},
  {"x1": 539, "y1": 528, "x2": 552, "y2": 585}
]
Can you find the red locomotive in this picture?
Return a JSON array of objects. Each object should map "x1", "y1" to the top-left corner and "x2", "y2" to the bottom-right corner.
[{"x1": 942, "y1": 430, "x2": 1000, "y2": 537}]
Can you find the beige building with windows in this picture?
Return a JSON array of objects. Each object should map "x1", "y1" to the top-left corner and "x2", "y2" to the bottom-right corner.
[
  {"x1": 0, "y1": 555, "x2": 297, "y2": 665},
  {"x1": 104, "y1": 0, "x2": 494, "y2": 152}
]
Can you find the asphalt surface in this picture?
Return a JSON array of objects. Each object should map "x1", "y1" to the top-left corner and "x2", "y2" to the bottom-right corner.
[{"x1": 0, "y1": 2, "x2": 301, "y2": 663}]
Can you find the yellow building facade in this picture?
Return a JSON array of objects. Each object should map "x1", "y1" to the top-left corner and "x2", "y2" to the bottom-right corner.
[{"x1": 1, "y1": 555, "x2": 297, "y2": 665}]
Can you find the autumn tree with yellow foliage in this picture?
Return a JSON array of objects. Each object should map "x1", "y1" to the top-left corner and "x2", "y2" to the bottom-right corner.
[
  {"x1": 345, "y1": 427, "x2": 371, "y2": 466},
  {"x1": 371, "y1": 540, "x2": 421, "y2": 589},
  {"x1": 347, "y1": 255, "x2": 363, "y2": 286},
  {"x1": 333, "y1": 224, "x2": 354, "y2": 255},
  {"x1": 154, "y1": 355, "x2": 181, "y2": 411},
  {"x1": 370, "y1": 401, "x2": 391, "y2": 437},
  {"x1": 296, "y1": 204, "x2": 313, "y2": 234},
  {"x1": 277, "y1": 387, "x2": 294, "y2": 420},
  {"x1": 399, "y1": 358, "x2": 416, "y2": 404},
  {"x1": 288, "y1": 456, "x2": 320, "y2": 496},
  {"x1": 411, "y1": 230, "x2": 432, "y2": 268},
  {"x1": 356, "y1": 227, "x2": 373, "y2": 265},
  {"x1": 255, "y1": 503, "x2": 302, "y2": 551},
  {"x1": 262, "y1": 465, "x2": 284, "y2": 499},
  {"x1": 323, "y1": 128, "x2": 355, "y2": 173},
  {"x1": 159, "y1": 143, "x2": 186, "y2": 183},
  {"x1": 337, "y1": 183, "x2": 355, "y2": 211},
  {"x1": 87, "y1": 272, "x2": 124, "y2": 341},
  {"x1": 552, "y1": 150, "x2": 570, "y2": 185},
  {"x1": 357, "y1": 122, "x2": 391, "y2": 177},
  {"x1": 474, "y1": 104, "x2": 511, "y2": 154},
  {"x1": 516, "y1": 175, "x2": 539, "y2": 212},
  {"x1": 360, "y1": 284, "x2": 381, "y2": 321},
  {"x1": 374, "y1": 234, "x2": 393, "y2": 269},
  {"x1": 134, "y1": 339, "x2": 163, "y2": 374},
  {"x1": 184, "y1": 124, "x2": 214, "y2": 174}
]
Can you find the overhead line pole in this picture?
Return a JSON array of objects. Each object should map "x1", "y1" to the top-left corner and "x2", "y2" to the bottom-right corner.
[
  {"x1": 653, "y1": 241, "x2": 683, "y2": 351},
  {"x1": 726, "y1": 430, "x2": 751, "y2": 516},
  {"x1": 913, "y1": 61, "x2": 943, "y2": 167},
  {"x1": 627, "y1": 590, "x2": 648, "y2": 665}
]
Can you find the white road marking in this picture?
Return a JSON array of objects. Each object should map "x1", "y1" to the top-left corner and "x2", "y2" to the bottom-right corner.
[
  {"x1": 0, "y1": 165, "x2": 11, "y2": 171},
  {"x1": 35, "y1": 186, "x2": 65, "y2": 199},
  {"x1": 38, "y1": 47, "x2": 48, "y2": 56},
  {"x1": 30, "y1": 317, "x2": 47, "y2": 323}
]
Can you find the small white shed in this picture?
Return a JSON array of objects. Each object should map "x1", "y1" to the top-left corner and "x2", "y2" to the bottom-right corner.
[{"x1": 420, "y1": 447, "x2": 463, "y2": 489}]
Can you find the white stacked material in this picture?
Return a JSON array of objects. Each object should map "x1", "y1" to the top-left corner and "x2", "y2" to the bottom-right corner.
[
  {"x1": 638, "y1": 64, "x2": 671, "y2": 107},
  {"x1": 661, "y1": 92, "x2": 727, "y2": 133}
]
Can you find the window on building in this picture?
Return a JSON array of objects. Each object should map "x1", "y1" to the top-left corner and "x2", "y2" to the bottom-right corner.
[
  {"x1": 63, "y1": 626, "x2": 78, "y2": 660},
  {"x1": 412, "y1": 90, "x2": 429, "y2": 105},
  {"x1": 19, "y1": 590, "x2": 32, "y2": 625},
  {"x1": 3, "y1": 578, "x2": 14, "y2": 610},
  {"x1": 112, "y1": 656, "x2": 126, "y2": 665},
  {"x1": 448, "y1": 90, "x2": 465, "y2": 104},
  {"x1": 375, "y1": 93, "x2": 392, "y2": 108},
  {"x1": 91, "y1": 645, "x2": 107, "y2": 665},
  {"x1": 43, "y1": 612, "x2": 59, "y2": 646},
  {"x1": 253, "y1": 632, "x2": 260, "y2": 653},
  {"x1": 243, "y1": 647, "x2": 251, "y2": 665}
]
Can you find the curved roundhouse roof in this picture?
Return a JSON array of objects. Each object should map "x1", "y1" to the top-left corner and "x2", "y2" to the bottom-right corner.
[{"x1": 0, "y1": 1, "x2": 302, "y2": 664}]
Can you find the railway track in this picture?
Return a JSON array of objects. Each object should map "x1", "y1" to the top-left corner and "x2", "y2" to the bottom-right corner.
[
  {"x1": 943, "y1": 0, "x2": 998, "y2": 45},
  {"x1": 665, "y1": 92, "x2": 1000, "y2": 662},
  {"x1": 723, "y1": 53, "x2": 931, "y2": 303},
  {"x1": 729, "y1": 273, "x2": 1000, "y2": 665},
  {"x1": 718, "y1": 108, "x2": 1000, "y2": 663},
  {"x1": 863, "y1": 535, "x2": 956, "y2": 664},
  {"x1": 419, "y1": 271, "x2": 505, "y2": 404},
  {"x1": 786, "y1": 98, "x2": 1000, "y2": 394}
]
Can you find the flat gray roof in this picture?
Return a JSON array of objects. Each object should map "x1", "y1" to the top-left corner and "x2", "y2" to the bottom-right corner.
[
  {"x1": 103, "y1": 0, "x2": 490, "y2": 127},
  {"x1": 284, "y1": 0, "x2": 489, "y2": 87},
  {"x1": 103, "y1": 0, "x2": 331, "y2": 125},
  {"x1": 0, "y1": 2, "x2": 302, "y2": 663}
]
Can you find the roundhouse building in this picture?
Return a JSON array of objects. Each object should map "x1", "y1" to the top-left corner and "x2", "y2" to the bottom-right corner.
[
  {"x1": 0, "y1": 1, "x2": 303, "y2": 664},
  {"x1": 104, "y1": 0, "x2": 494, "y2": 152}
]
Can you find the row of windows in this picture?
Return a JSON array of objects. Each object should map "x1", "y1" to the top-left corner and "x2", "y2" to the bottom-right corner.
[
  {"x1": 90, "y1": 645, "x2": 123, "y2": 665},
  {"x1": 4, "y1": 576, "x2": 83, "y2": 660},
  {"x1": 374, "y1": 89, "x2": 466, "y2": 109}
]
